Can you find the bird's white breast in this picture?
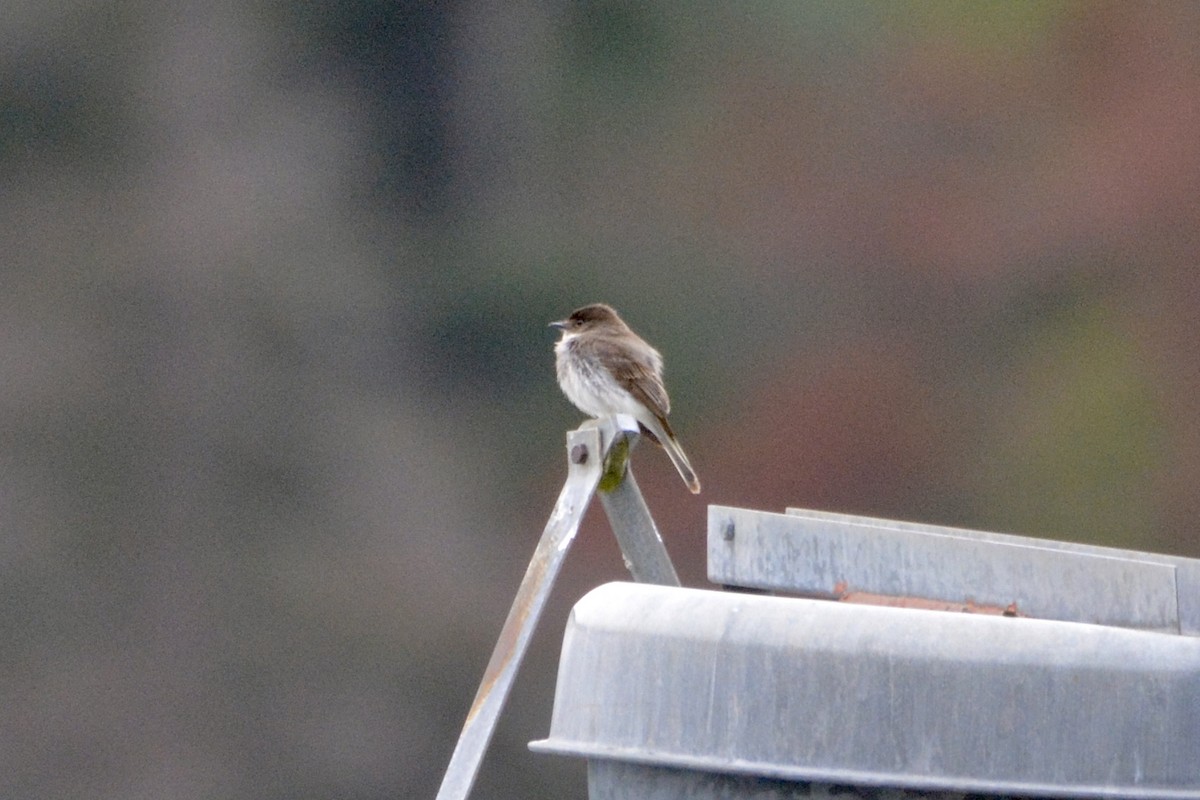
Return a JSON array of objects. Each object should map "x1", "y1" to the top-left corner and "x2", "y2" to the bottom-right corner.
[{"x1": 555, "y1": 335, "x2": 644, "y2": 420}]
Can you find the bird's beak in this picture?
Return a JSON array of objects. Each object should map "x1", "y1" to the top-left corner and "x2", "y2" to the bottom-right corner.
[{"x1": 548, "y1": 319, "x2": 567, "y2": 330}]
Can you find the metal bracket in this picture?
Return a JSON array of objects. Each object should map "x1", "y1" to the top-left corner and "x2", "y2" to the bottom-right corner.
[
  {"x1": 435, "y1": 416, "x2": 681, "y2": 800},
  {"x1": 708, "y1": 505, "x2": 1194, "y2": 633}
]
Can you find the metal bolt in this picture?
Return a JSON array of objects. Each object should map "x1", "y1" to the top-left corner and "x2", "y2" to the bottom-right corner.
[
  {"x1": 570, "y1": 444, "x2": 588, "y2": 464},
  {"x1": 722, "y1": 521, "x2": 735, "y2": 541}
]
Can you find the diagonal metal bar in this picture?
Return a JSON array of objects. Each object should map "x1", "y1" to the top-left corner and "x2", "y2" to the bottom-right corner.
[
  {"x1": 435, "y1": 422, "x2": 607, "y2": 800},
  {"x1": 436, "y1": 416, "x2": 686, "y2": 800},
  {"x1": 597, "y1": 428, "x2": 680, "y2": 587}
]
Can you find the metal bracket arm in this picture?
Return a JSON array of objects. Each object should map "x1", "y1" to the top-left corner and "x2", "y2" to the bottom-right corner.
[{"x1": 435, "y1": 415, "x2": 681, "y2": 800}]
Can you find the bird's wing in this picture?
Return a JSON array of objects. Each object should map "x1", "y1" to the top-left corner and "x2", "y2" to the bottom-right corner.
[{"x1": 587, "y1": 335, "x2": 672, "y2": 419}]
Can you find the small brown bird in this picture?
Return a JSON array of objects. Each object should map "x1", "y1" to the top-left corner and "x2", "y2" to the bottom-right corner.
[{"x1": 550, "y1": 303, "x2": 701, "y2": 494}]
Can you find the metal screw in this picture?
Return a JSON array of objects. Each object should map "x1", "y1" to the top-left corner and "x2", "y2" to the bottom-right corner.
[
  {"x1": 570, "y1": 444, "x2": 588, "y2": 464},
  {"x1": 722, "y1": 521, "x2": 735, "y2": 541}
]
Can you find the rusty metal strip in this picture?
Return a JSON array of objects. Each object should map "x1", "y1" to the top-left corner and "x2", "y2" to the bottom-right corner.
[
  {"x1": 438, "y1": 414, "x2": 682, "y2": 800},
  {"x1": 435, "y1": 423, "x2": 605, "y2": 800}
]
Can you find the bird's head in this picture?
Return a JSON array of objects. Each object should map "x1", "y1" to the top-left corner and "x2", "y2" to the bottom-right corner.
[{"x1": 549, "y1": 303, "x2": 623, "y2": 334}]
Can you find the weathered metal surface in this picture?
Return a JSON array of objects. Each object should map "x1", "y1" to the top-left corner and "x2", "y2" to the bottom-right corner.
[
  {"x1": 436, "y1": 423, "x2": 606, "y2": 800},
  {"x1": 709, "y1": 505, "x2": 1183, "y2": 632},
  {"x1": 588, "y1": 761, "x2": 976, "y2": 800},
  {"x1": 783, "y1": 506, "x2": 1200, "y2": 636},
  {"x1": 437, "y1": 416, "x2": 682, "y2": 800},
  {"x1": 532, "y1": 582, "x2": 1200, "y2": 799},
  {"x1": 597, "y1": 434, "x2": 680, "y2": 586}
]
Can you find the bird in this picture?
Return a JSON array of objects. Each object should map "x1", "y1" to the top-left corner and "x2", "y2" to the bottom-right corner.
[{"x1": 550, "y1": 303, "x2": 701, "y2": 494}]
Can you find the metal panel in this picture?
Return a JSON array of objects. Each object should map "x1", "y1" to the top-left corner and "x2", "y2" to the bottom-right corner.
[
  {"x1": 532, "y1": 582, "x2": 1200, "y2": 799},
  {"x1": 782, "y1": 506, "x2": 1200, "y2": 636},
  {"x1": 708, "y1": 505, "x2": 1181, "y2": 633}
]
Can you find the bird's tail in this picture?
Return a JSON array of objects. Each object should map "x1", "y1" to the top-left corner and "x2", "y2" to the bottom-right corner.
[{"x1": 639, "y1": 415, "x2": 701, "y2": 494}]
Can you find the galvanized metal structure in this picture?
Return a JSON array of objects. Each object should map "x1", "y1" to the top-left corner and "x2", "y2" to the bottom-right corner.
[
  {"x1": 533, "y1": 506, "x2": 1200, "y2": 799},
  {"x1": 435, "y1": 417, "x2": 678, "y2": 800},
  {"x1": 725, "y1": 506, "x2": 1200, "y2": 634},
  {"x1": 437, "y1": 420, "x2": 1200, "y2": 798}
]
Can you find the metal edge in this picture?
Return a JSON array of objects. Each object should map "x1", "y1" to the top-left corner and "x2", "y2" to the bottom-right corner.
[{"x1": 529, "y1": 740, "x2": 1200, "y2": 800}]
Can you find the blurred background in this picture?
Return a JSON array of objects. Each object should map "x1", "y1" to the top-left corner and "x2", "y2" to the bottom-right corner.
[{"x1": 3, "y1": 2, "x2": 1199, "y2": 798}]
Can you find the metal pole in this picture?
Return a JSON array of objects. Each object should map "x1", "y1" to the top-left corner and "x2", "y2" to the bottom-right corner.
[
  {"x1": 435, "y1": 416, "x2": 683, "y2": 800},
  {"x1": 435, "y1": 423, "x2": 604, "y2": 800}
]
